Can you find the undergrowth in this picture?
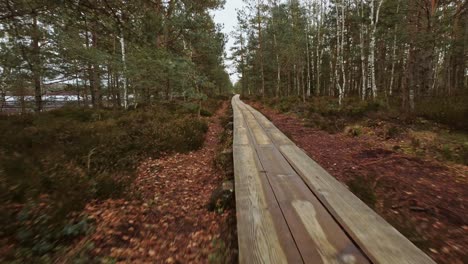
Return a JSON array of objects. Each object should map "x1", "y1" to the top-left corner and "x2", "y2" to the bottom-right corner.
[
  {"x1": 208, "y1": 104, "x2": 237, "y2": 264},
  {"x1": 347, "y1": 175, "x2": 377, "y2": 209},
  {"x1": 254, "y1": 95, "x2": 468, "y2": 165},
  {"x1": 0, "y1": 101, "x2": 213, "y2": 262}
]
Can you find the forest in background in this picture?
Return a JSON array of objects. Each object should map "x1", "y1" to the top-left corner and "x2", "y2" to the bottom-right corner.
[
  {"x1": 232, "y1": 0, "x2": 466, "y2": 129},
  {"x1": 0, "y1": 0, "x2": 232, "y2": 111}
]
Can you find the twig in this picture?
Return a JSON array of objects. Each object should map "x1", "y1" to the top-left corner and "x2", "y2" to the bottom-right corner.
[
  {"x1": 372, "y1": 175, "x2": 385, "y2": 189},
  {"x1": 87, "y1": 148, "x2": 97, "y2": 174}
]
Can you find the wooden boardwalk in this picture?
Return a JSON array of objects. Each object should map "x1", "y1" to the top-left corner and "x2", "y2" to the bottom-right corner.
[{"x1": 232, "y1": 95, "x2": 436, "y2": 264}]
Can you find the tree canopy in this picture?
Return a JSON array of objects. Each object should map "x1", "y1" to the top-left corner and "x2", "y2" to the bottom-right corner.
[
  {"x1": 231, "y1": 0, "x2": 467, "y2": 111},
  {"x1": 0, "y1": 0, "x2": 233, "y2": 111}
]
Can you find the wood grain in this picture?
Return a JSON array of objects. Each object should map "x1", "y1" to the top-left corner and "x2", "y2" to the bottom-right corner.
[
  {"x1": 232, "y1": 96, "x2": 302, "y2": 264},
  {"x1": 232, "y1": 95, "x2": 435, "y2": 264}
]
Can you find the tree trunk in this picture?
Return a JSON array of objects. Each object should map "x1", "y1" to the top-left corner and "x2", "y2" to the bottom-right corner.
[
  {"x1": 257, "y1": 0, "x2": 265, "y2": 97},
  {"x1": 120, "y1": 27, "x2": 128, "y2": 109},
  {"x1": 0, "y1": 83, "x2": 5, "y2": 112},
  {"x1": 368, "y1": 0, "x2": 384, "y2": 99},
  {"x1": 305, "y1": 15, "x2": 311, "y2": 98},
  {"x1": 335, "y1": 1, "x2": 345, "y2": 105},
  {"x1": 32, "y1": 14, "x2": 42, "y2": 112},
  {"x1": 359, "y1": 0, "x2": 367, "y2": 100},
  {"x1": 274, "y1": 33, "x2": 281, "y2": 97}
]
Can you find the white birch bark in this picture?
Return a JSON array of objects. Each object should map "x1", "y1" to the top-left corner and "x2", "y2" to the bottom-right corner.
[
  {"x1": 305, "y1": 1, "x2": 312, "y2": 97},
  {"x1": 335, "y1": 0, "x2": 345, "y2": 105},
  {"x1": 306, "y1": 22, "x2": 311, "y2": 97},
  {"x1": 316, "y1": 0, "x2": 325, "y2": 96},
  {"x1": 120, "y1": 31, "x2": 127, "y2": 109},
  {"x1": 388, "y1": 1, "x2": 400, "y2": 96},
  {"x1": 357, "y1": 0, "x2": 366, "y2": 100},
  {"x1": 368, "y1": 0, "x2": 385, "y2": 99},
  {"x1": 118, "y1": 10, "x2": 128, "y2": 109}
]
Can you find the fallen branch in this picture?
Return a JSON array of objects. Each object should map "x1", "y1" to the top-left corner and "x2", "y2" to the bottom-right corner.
[{"x1": 409, "y1": 206, "x2": 428, "y2": 212}]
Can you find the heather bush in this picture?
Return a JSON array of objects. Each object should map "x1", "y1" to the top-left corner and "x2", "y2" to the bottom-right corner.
[{"x1": 0, "y1": 101, "x2": 212, "y2": 259}]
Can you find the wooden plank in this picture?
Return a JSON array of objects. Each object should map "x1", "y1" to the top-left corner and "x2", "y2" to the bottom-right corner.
[
  {"x1": 238, "y1": 100, "x2": 369, "y2": 264},
  {"x1": 232, "y1": 96, "x2": 303, "y2": 264},
  {"x1": 241, "y1": 98, "x2": 436, "y2": 264},
  {"x1": 266, "y1": 127, "x2": 435, "y2": 264},
  {"x1": 244, "y1": 104, "x2": 294, "y2": 146},
  {"x1": 279, "y1": 139, "x2": 437, "y2": 264},
  {"x1": 254, "y1": 145, "x2": 370, "y2": 264}
]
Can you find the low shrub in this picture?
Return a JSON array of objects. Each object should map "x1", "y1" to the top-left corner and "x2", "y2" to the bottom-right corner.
[
  {"x1": 207, "y1": 184, "x2": 234, "y2": 213},
  {"x1": 385, "y1": 125, "x2": 402, "y2": 139},
  {"x1": 415, "y1": 95, "x2": 468, "y2": 131},
  {"x1": 0, "y1": 101, "x2": 212, "y2": 259},
  {"x1": 345, "y1": 125, "x2": 363, "y2": 137},
  {"x1": 203, "y1": 98, "x2": 223, "y2": 114},
  {"x1": 436, "y1": 142, "x2": 468, "y2": 165},
  {"x1": 307, "y1": 113, "x2": 346, "y2": 134},
  {"x1": 347, "y1": 176, "x2": 377, "y2": 209}
]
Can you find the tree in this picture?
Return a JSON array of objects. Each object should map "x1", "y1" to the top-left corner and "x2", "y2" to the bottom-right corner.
[
  {"x1": 0, "y1": 0, "x2": 231, "y2": 111},
  {"x1": 231, "y1": 0, "x2": 466, "y2": 112}
]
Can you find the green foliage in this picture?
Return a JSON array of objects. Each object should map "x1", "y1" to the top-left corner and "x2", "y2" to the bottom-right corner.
[
  {"x1": 433, "y1": 137, "x2": 468, "y2": 166},
  {"x1": 207, "y1": 185, "x2": 234, "y2": 213},
  {"x1": 1, "y1": 200, "x2": 91, "y2": 262},
  {"x1": 261, "y1": 96, "x2": 381, "y2": 134},
  {"x1": 307, "y1": 97, "x2": 382, "y2": 118},
  {"x1": 232, "y1": 0, "x2": 465, "y2": 131},
  {"x1": 345, "y1": 125, "x2": 363, "y2": 137},
  {"x1": 263, "y1": 97, "x2": 302, "y2": 113},
  {"x1": 0, "y1": 102, "x2": 211, "y2": 259},
  {"x1": 347, "y1": 176, "x2": 377, "y2": 209},
  {"x1": 385, "y1": 125, "x2": 402, "y2": 139},
  {"x1": 407, "y1": 130, "x2": 468, "y2": 165},
  {"x1": 415, "y1": 96, "x2": 468, "y2": 131},
  {"x1": 210, "y1": 105, "x2": 235, "y2": 214},
  {"x1": 0, "y1": 0, "x2": 232, "y2": 112}
]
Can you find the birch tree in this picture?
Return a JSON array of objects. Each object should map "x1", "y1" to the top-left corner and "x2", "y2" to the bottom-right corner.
[
  {"x1": 335, "y1": 0, "x2": 346, "y2": 105},
  {"x1": 367, "y1": 0, "x2": 384, "y2": 99}
]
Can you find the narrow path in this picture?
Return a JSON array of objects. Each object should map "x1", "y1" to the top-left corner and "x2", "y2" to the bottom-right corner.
[{"x1": 232, "y1": 95, "x2": 435, "y2": 264}]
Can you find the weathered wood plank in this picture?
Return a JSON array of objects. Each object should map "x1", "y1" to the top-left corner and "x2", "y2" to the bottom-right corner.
[
  {"x1": 238, "y1": 101, "x2": 369, "y2": 264},
  {"x1": 244, "y1": 104, "x2": 294, "y2": 146},
  {"x1": 232, "y1": 96, "x2": 303, "y2": 264},
  {"x1": 237, "y1": 99, "x2": 369, "y2": 264},
  {"x1": 242, "y1": 97, "x2": 436, "y2": 264},
  {"x1": 254, "y1": 145, "x2": 370, "y2": 264},
  {"x1": 278, "y1": 136, "x2": 437, "y2": 264},
  {"x1": 233, "y1": 95, "x2": 435, "y2": 264}
]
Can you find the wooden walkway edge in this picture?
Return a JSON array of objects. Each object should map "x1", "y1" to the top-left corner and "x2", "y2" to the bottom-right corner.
[{"x1": 232, "y1": 95, "x2": 436, "y2": 264}]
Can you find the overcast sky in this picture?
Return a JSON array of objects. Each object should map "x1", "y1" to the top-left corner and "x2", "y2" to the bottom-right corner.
[{"x1": 212, "y1": 1, "x2": 247, "y2": 84}]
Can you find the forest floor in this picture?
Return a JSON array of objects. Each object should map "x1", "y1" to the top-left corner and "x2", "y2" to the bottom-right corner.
[
  {"x1": 67, "y1": 101, "x2": 236, "y2": 263},
  {"x1": 249, "y1": 101, "x2": 467, "y2": 264}
]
